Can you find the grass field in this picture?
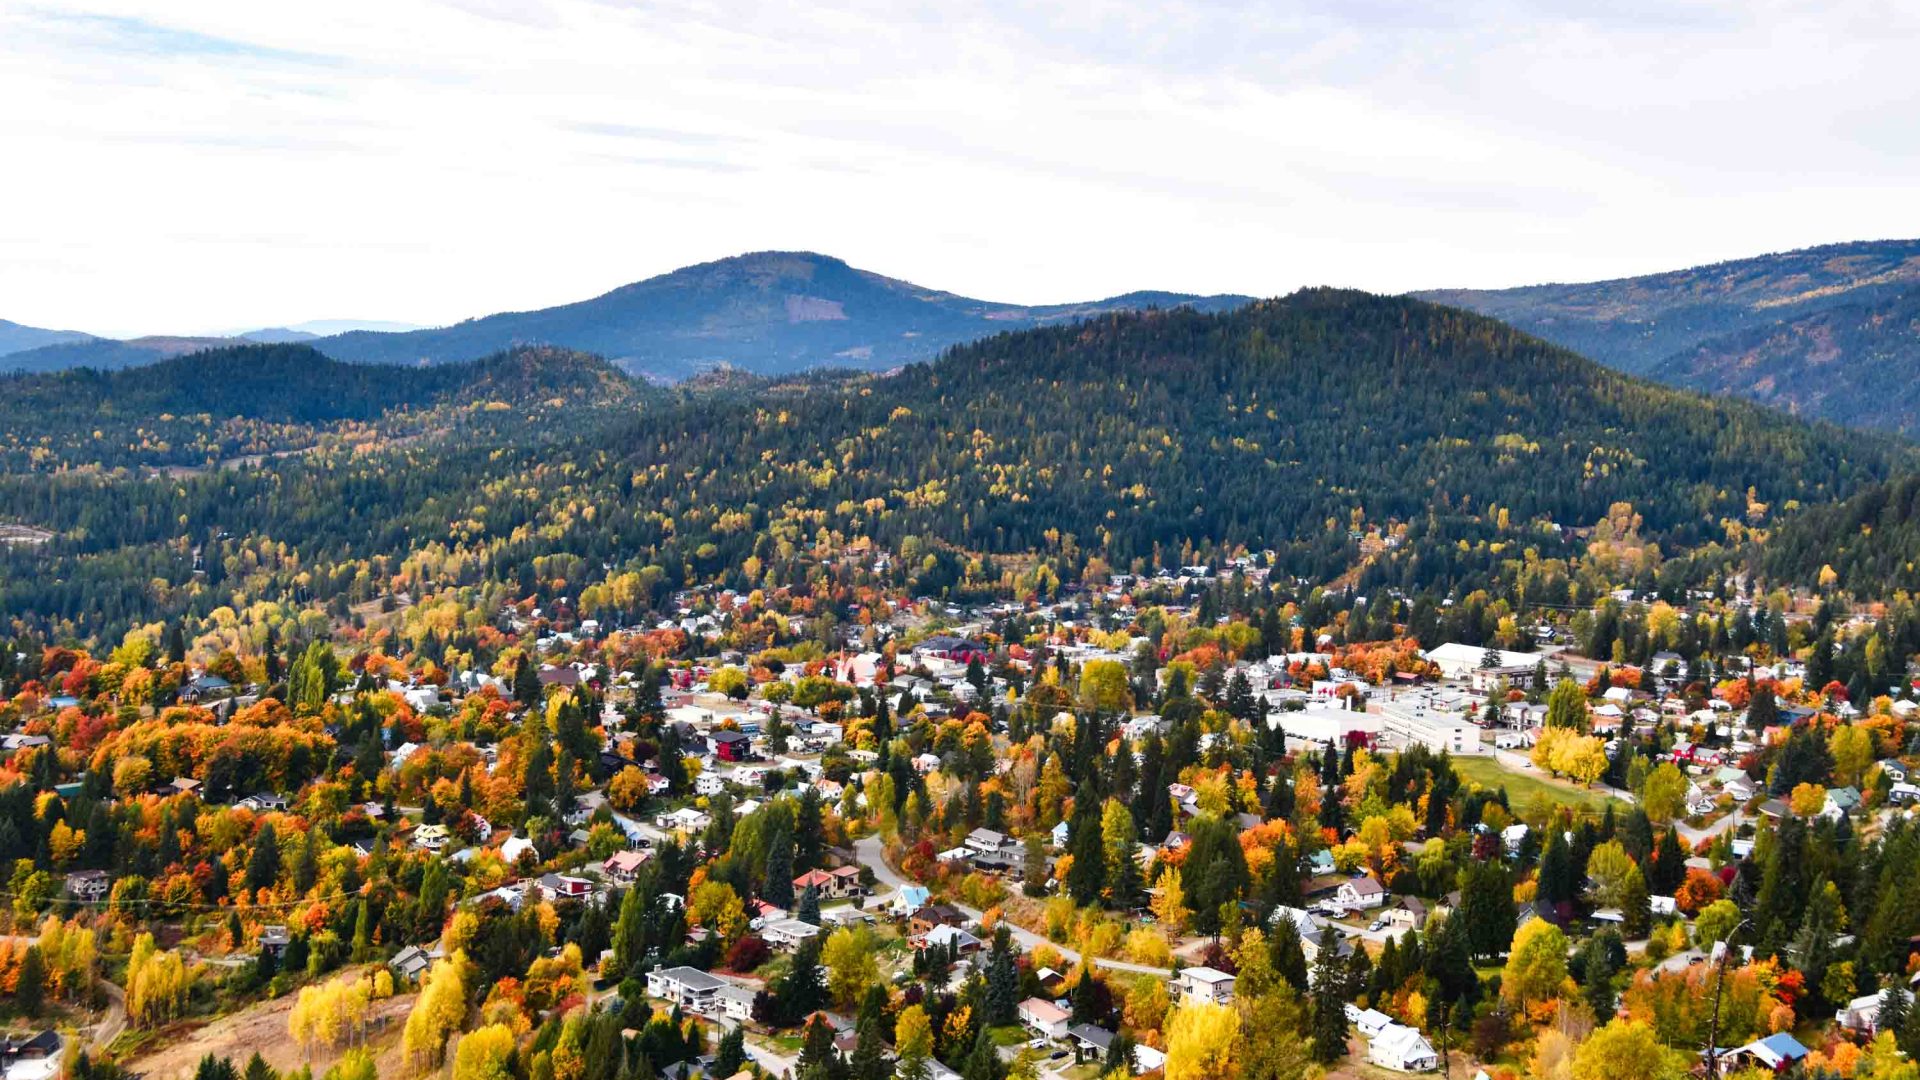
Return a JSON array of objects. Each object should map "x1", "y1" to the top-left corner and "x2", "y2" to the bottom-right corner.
[{"x1": 1452, "y1": 754, "x2": 1622, "y2": 816}]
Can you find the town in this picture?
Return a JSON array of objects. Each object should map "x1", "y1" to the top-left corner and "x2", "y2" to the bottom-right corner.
[{"x1": 0, "y1": 565, "x2": 1916, "y2": 1080}]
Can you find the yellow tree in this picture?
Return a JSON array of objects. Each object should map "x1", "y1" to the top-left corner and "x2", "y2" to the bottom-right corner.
[
  {"x1": 1152, "y1": 867, "x2": 1191, "y2": 936},
  {"x1": 1571, "y1": 1020, "x2": 1687, "y2": 1080},
  {"x1": 1165, "y1": 1000, "x2": 1240, "y2": 1080},
  {"x1": 453, "y1": 1024, "x2": 517, "y2": 1080},
  {"x1": 1501, "y1": 919, "x2": 1570, "y2": 1012},
  {"x1": 823, "y1": 927, "x2": 880, "y2": 1011},
  {"x1": 404, "y1": 953, "x2": 470, "y2": 1069}
]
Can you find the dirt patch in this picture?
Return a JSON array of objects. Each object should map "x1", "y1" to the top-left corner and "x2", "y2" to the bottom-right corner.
[{"x1": 123, "y1": 983, "x2": 415, "y2": 1080}]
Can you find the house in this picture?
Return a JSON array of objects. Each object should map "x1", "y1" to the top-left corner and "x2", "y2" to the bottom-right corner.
[
  {"x1": 712, "y1": 730, "x2": 753, "y2": 763},
  {"x1": 822, "y1": 907, "x2": 876, "y2": 929},
  {"x1": 1383, "y1": 895, "x2": 1428, "y2": 931},
  {"x1": 794, "y1": 865, "x2": 865, "y2": 901},
  {"x1": 1839, "y1": 988, "x2": 1899, "y2": 1034},
  {"x1": 257, "y1": 925, "x2": 291, "y2": 959},
  {"x1": 763, "y1": 919, "x2": 824, "y2": 950},
  {"x1": 1131, "y1": 1045, "x2": 1168, "y2": 1074},
  {"x1": 391, "y1": 945, "x2": 436, "y2": 983},
  {"x1": 166, "y1": 776, "x2": 203, "y2": 798},
  {"x1": 891, "y1": 885, "x2": 932, "y2": 916},
  {"x1": 1178, "y1": 966, "x2": 1236, "y2": 1005},
  {"x1": 647, "y1": 966, "x2": 727, "y2": 1012},
  {"x1": 0, "y1": 1030, "x2": 63, "y2": 1080},
  {"x1": 500, "y1": 835, "x2": 538, "y2": 866},
  {"x1": 1337, "y1": 876, "x2": 1387, "y2": 910},
  {"x1": 1069, "y1": 1024, "x2": 1115, "y2": 1058},
  {"x1": 1018, "y1": 997, "x2": 1071, "y2": 1040},
  {"x1": 965, "y1": 828, "x2": 1012, "y2": 854},
  {"x1": 657, "y1": 807, "x2": 712, "y2": 833},
  {"x1": 64, "y1": 869, "x2": 110, "y2": 903},
  {"x1": 910, "y1": 904, "x2": 967, "y2": 935},
  {"x1": 1369, "y1": 1023, "x2": 1440, "y2": 1072},
  {"x1": 917, "y1": 924, "x2": 983, "y2": 955},
  {"x1": 1051, "y1": 820, "x2": 1071, "y2": 849},
  {"x1": 1822, "y1": 786, "x2": 1862, "y2": 821},
  {"x1": 534, "y1": 874, "x2": 597, "y2": 903},
  {"x1": 413, "y1": 824, "x2": 452, "y2": 852},
  {"x1": 1730, "y1": 1033, "x2": 1811, "y2": 1072},
  {"x1": 695, "y1": 773, "x2": 727, "y2": 797},
  {"x1": 236, "y1": 792, "x2": 289, "y2": 813},
  {"x1": 715, "y1": 983, "x2": 757, "y2": 1022},
  {"x1": 604, "y1": 850, "x2": 651, "y2": 884}
]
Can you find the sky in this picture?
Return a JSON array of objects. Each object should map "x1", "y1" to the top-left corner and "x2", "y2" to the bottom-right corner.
[{"x1": 3, "y1": 0, "x2": 1918, "y2": 337}]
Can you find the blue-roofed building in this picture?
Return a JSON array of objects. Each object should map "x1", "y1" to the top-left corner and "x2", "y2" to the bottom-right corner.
[{"x1": 1732, "y1": 1032, "x2": 1811, "y2": 1072}]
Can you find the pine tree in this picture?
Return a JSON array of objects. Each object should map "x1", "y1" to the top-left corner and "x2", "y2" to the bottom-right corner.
[
  {"x1": 17, "y1": 945, "x2": 45, "y2": 1017},
  {"x1": 797, "y1": 885, "x2": 821, "y2": 926},
  {"x1": 714, "y1": 1026, "x2": 746, "y2": 1076},
  {"x1": 1309, "y1": 928, "x2": 1350, "y2": 1063},
  {"x1": 985, "y1": 926, "x2": 1019, "y2": 1026},
  {"x1": 1269, "y1": 914, "x2": 1309, "y2": 991}
]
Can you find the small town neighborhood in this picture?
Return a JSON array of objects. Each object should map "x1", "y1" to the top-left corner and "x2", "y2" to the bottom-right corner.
[{"x1": 1, "y1": 569, "x2": 1919, "y2": 1080}]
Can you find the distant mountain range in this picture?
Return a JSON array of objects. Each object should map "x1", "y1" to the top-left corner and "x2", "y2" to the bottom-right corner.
[
  {"x1": 0, "y1": 318, "x2": 92, "y2": 357},
  {"x1": 1, "y1": 252, "x2": 1251, "y2": 380},
  {"x1": 1417, "y1": 239, "x2": 1920, "y2": 436},
  {"x1": 309, "y1": 251, "x2": 1254, "y2": 378}
]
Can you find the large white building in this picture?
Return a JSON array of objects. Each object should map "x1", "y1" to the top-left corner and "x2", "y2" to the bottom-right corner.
[
  {"x1": 1378, "y1": 695, "x2": 1482, "y2": 755},
  {"x1": 1426, "y1": 643, "x2": 1544, "y2": 681}
]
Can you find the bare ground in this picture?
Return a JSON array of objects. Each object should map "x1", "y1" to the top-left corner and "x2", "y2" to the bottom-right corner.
[{"x1": 123, "y1": 985, "x2": 416, "y2": 1080}]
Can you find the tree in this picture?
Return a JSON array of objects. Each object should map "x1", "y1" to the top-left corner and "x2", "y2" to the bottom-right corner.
[
  {"x1": 711, "y1": 666, "x2": 749, "y2": 701},
  {"x1": 1831, "y1": 725, "x2": 1874, "y2": 788},
  {"x1": 452, "y1": 1023, "x2": 516, "y2": 1080},
  {"x1": 1165, "y1": 1000, "x2": 1240, "y2": 1080},
  {"x1": 1309, "y1": 928, "x2": 1349, "y2": 1063},
  {"x1": 1080, "y1": 660, "x2": 1133, "y2": 713},
  {"x1": 1639, "y1": 762, "x2": 1689, "y2": 824},
  {"x1": 403, "y1": 953, "x2": 468, "y2": 1069},
  {"x1": 985, "y1": 926, "x2": 1020, "y2": 1026},
  {"x1": 1545, "y1": 678, "x2": 1590, "y2": 732},
  {"x1": 1501, "y1": 919, "x2": 1569, "y2": 1010},
  {"x1": 823, "y1": 926, "x2": 881, "y2": 1011},
  {"x1": 714, "y1": 1026, "x2": 747, "y2": 1077},
  {"x1": 1152, "y1": 866, "x2": 1191, "y2": 935},
  {"x1": 1101, "y1": 800, "x2": 1143, "y2": 908},
  {"x1": 1571, "y1": 1020, "x2": 1686, "y2": 1080},
  {"x1": 1584, "y1": 840, "x2": 1638, "y2": 908},
  {"x1": 896, "y1": 1005, "x2": 934, "y2": 1080},
  {"x1": 247, "y1": 823, "x2": 281, "y2": 892},
  {"x1": 17, "y1": 945, "x2": 45, "y2": 1017}
]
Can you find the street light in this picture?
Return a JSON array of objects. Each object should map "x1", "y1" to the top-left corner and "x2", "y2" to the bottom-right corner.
[{"x1": 1703, "y1": 917, "x2": 1754, "y2": 1079}]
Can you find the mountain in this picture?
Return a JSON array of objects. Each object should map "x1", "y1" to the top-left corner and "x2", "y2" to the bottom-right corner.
[
  {"x1": 310, "y1": 251, "x2": 1254, "y2": 378},
  {"x1": 2, "y1": 289, "x2": 1906, "y2": 641},
  {"x1": 0, "y1": 342, "x2": 638, "y2": 471},
  {"x1": 0, "y1": 335, "x2": 240, "y2": 374},
  {"x1": 239, "y1": 328, "x2": 321, "y2": 343},
  {"x1": 1416, "y1": 239, "x2": 1920, "y2": 434},
  {"x1": 0, "y1": 318, "x2": 93, "y2": 357}
]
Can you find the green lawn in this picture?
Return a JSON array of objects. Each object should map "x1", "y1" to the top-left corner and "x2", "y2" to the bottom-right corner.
[
  {"x1": 989, "y1": 1025, "x2": 1031, "y2": 1047},
  {"x1": 1452, "y1": 755, "x2": 1622, "y2": 816}
]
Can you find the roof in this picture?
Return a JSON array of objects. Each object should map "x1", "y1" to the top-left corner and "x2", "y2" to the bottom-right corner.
[
  {"x1": 1182, "y1": 966, "x2": 1235, "y2": 984},
  {"x1": 1019, "y1": 998, "x2": 1069, "y2": 1024},
  {"x1": 654, "y1": 965, "x2": 726, "y2": 992},
  {"x1": 1068, "y1": 1024, "x2": 1114, "y2": 1050},
  {"x1": 1343, "y1": 876, "x2": 1386, "y2": 895},
  {"x1": 712, "y1": 729, "x2": 751, "y2": 744}
]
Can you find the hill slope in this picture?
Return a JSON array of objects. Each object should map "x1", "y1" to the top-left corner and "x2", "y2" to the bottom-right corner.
[
  {"x1": 1416, "y1": 239, "x2": 1920, "y2": 434},
  {"x1": 0, "y1": 342, "x2": 638, "y2": 471},
  {"x1": 0, "y1": 334, "x2": 241, "y2": 373},
  {"x1": 0, "y1": 318, "x2": 94, "y2": 357},
  {"x1": 1, "y1": 289, "x2": 1905, "y2": 640},
  {"x1": 311, "y1": 251, "x2": 1253, "y2": 378}
]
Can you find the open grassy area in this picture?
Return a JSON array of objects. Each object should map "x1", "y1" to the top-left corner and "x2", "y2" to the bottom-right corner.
[{"x1": 1452, "y1": 754, "x2": 1622, "y2": 816}]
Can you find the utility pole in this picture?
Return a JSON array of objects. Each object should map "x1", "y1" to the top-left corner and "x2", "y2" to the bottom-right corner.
[{"x1": 1703, "y1": 918, "x2": 1752, "y2": 1079}]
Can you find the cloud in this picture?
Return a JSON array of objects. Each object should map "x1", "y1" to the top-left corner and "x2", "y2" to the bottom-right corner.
[{"x1": 0, "y1": 0, "x2": 1916, "y2": 335}]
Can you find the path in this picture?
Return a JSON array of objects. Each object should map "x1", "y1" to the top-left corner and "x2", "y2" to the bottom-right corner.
[
  {"x1": 851, "y1": 835, "x2": 1172, "y2": 978},
  {"x1": 1678, "y1": 810, "x2": 1745, "y2": 846}
]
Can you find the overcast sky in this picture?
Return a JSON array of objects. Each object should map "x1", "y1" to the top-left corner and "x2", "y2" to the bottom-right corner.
[{"x1": 4, "y1": 0, "x2": 1918, "y2": 337}]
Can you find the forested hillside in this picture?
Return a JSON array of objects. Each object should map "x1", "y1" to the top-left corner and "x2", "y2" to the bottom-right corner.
[
  {"x1": 1761, "y1": 473, "x2": 1920, "y2": 594},
  {"x1": 0, "y1": 289, "x2": 1905, "y2": 643},
  {"x1": 0, "y1": 317, "x2": 92, "y2": 357},
  {"x1": 0, "y1": 342, "x2": 639, "y2": 471},
  {"x1": 1419, "y1": 239, "x2": 1920, "y2": 432}
]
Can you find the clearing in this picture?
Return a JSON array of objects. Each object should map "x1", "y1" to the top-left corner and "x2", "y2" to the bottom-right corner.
[
  {"x1": 1451, "y1": 754, "x2": 1622, "y2": 816},
  {"x1": 121, "y1": 980, "x2": 415, "y2": 1080}
]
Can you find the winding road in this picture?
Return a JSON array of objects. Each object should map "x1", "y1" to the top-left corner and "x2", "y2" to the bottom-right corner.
[{"x1": 852, "y1": 835, "x2": 1172, "y2": 977}]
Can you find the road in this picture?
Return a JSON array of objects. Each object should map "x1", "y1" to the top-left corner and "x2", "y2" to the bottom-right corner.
[
  {"x1": 1678, "y1": 810, "x2": 1745, "y2": 846},
  {"x1": 851, "y1": 835, "x2": 1173, "y2": 978}
]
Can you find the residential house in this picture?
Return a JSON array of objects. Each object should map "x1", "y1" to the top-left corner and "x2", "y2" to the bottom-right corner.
[
  {"x1": 1383, "y1": 895, "x2": 1428, "y2": 931},
  {"x1": 1839, "y1": 988, "x2": 1899, "y2": 1034},
  {"x1": 1068, "y1": 1024, "x2": 1115, "y2": 1059},
  {"x1": 656, "y1": 807, "x2": 712, "y2": 833},
  {"x1": 500, "y1": 835, "x2": 539, "y2": 866},
  {"x1": 413, "y1": 824, "x2": 452, "y2": 852},
  {"x1": 391, "y1": 945, "x2": 436, "y2": 983},
  {"x1": 257, "y1": 925, "x2": 291, "y2": 959},
  {"x1": 0, "y1": 1030, "x2": 63, "y2": 1080},
  {"x1": 715, "y1": 983, "x2": 757, "y2": 1022},
  {"x1": 1369, "y1": 1023, "x2": 1439, "y2": 1072},
  {"x1": 236, "y1": 792, "x2": 289, "y2": 813},
  {"x1": 603, "y1": 850, "x2": 650, "y2": 884},
  {"x1": 1018, "y1": 998, "x2": 1071, "y2": 1040},
  {"x1": 712, "y1": 730, "x2": 753, "y2": 763},
  {"x1": 64, "y1": 869, "x2": 110, "y2": 903},
  {"x1": 763, "y1": 919, "x2": 824, "y2": 951},
  {"x1": 1728, "y1": 1033, "x2": 1811, "y2": 1072},
  {"x1": 917, "y1": 925, "x2": 983, "y2": 955},
  {"x1": 964, "y1": 828, "x2": 1013, "y2": 855},
  {"x1": 890, "y1": 885, "x2": 931, "y2": 917},
  {"x1": 647, "y1": 966, "x2": 727, "y2": 1012},
  {"x1": 1178, "y1": 966, "x2": 1236, "y2": 1005},
  {"x1": 1337, "y1": 876, "x2": 1387, "y2": 910},
  {"x1": 794, "y1": 866, "x2": 865, "y2": 901},
  {"x1": 910, "y1": 904, "x2": 967, "y2": 936},
  {"x1": 1822, "y1": 786, "x2": 1862, "y2": 821}
]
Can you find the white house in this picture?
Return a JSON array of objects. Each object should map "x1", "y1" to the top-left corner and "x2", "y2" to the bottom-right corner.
[
  {"x1": 1337, "y1": 876, "x2": 1387, "y2": 909},
  {"x1": 1839, "y1": 988, "x2": 1898, "y2": 1034},
  {"x1": 762, "y1": 919, "x2": 823, "y2": 950},
  {"x1": 1178, "y1": 966, "x2": 1236, "y2": 1005},
  {"x1": 646, "y1": 966, "x2": 725, "y2": 1012},
  {"x1": 1018, "y1": 997, "x2": 1071, "y2": 1040},
  {"x1": 1369, "y1": 1023, "x2": 1439, "y2": 1072}
]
